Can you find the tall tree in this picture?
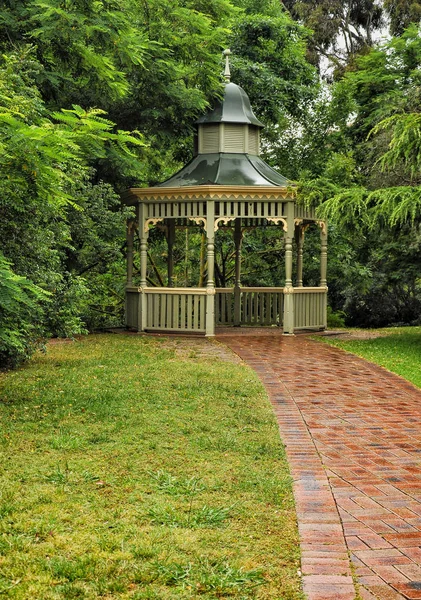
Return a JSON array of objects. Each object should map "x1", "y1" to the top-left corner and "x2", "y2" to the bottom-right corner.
[
  {"x1": 282, "y1": 0, "x2": 384, "y2": 72},
  {"x1": 297, "y1": 25, "x2": 421, "y2": 326},
  {"x1": 383, "y1": 0, "x2": 421, "y2": 35}
]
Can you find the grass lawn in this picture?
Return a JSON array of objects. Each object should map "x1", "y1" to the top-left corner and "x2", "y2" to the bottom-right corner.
[
  {"x1": 0, "y1": 334, "x2": 302, "y2": 599},
  {"x1": 320, "y1": 326, "x2": 421, "y2": 389}
]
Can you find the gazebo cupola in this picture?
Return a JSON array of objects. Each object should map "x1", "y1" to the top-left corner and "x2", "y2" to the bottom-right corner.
[
  {"x1": 156, "y1": 50, "x2": 288, "y2": 189},
  {"x1": 123, "y1": 50, "x2": 328, "y2": 336}
]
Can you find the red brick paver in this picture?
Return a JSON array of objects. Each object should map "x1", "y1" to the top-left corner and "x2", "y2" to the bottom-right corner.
[{"x1": 217, "y1": 332, "x2": 421, "y2": 600}]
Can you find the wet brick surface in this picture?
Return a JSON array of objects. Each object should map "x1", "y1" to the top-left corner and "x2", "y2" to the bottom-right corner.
[{"x1": 217, "y1": 332, "x2": 421, "y2": 600}]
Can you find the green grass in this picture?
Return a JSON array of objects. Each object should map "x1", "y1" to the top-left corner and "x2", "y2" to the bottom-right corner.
[
  {"x1": 0, "y1": 334, "x2": 302, "y2": 599},
  {"x1": 320, "y1": 326, "x2": 421, "y2": 389}
]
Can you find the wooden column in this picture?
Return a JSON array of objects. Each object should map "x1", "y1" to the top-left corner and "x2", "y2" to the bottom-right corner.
[
  {"x1": 296, "y1": 224, "x2": 304, "y2": 287},
  {"x1": 138, "y1": 203, "x2": 149, "y2": 332},
  {"x1": 233, "y1": 218, "x2": 242, "y2": 326},
  {"x1": 126, "y1": 220, "x2": 134, "y2": 288},
  {"x1": 125, "y1": 220, "x2": 134, "y2": 328},
  {"x1": 283, "y1": 201, "x2": 295, "y2": 335},
  {"x1": 167, "y1": 219, "x2": 175, "y2": 287},
  {"x1": 320, "y1": 221, "x2": 328, "y2": 330},
  {"x1": 320, "y1": 221, "x2": 328, "y2": 288},
  {"x1": 205, "y1": 200, "x2": 216, "y2": 337}
]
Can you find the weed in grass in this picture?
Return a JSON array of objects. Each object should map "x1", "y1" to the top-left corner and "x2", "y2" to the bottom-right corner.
[
  {"x1": 132, "y1": 542, "x2": 158, "y2": 560},
  {"x1": 149, "y1": 471, "x2": 205, "y2": 496},
  {"x1": 0, "y1": 490, "x2": 15, "y2": 518},
  {"x1": 54, "y1": 582, "x2": 87, "y2": 598},
  {"x1": 0, "y1": 533, "x2": 31, "y2": 553},
  {"x1": 252, "y1": 441, "x2": 282, "y2": 459},
  {"x1": 28, "y1": 521, "x2": 55, "y2": 543},
  {"x1": 196, "y1": 432, "x2": 239, "y2": 452},
  {"x1": 49, "y1": 429, "x2": 83, "y2": 450},
  {"x1": 82, "y1": 471, "x2": 101, "y2": 483},
  {"x1": 45, "y1": 462, "x2": 70, "y2": 484},
  {"x1": 0, "y1": 537, "x2": 10, "y2": 555},
  {"x1": 0, "y1": 576, "x2": 22, "y2": 596},
  {"x1": 132, "y1": 588, "x2": 161, "y2": 599},
  {"x1": 152, "y1": 561, "x2": 192, "y2": 586},
  {"x1": 148, "y1": 504, "x2": 233, "y2": 528},
  {"x1": 48, "y1": 555, "x2": 96, "y2": 582},
  {"x1": 87, "y1": 432, "x2": 112, "y2": 445},
  {"x1": 35, "y1": 493, "x2": 53, "y2": 505},
  {"x1": 151, "y1": 558, "x2": 265, "y2": 595},
  {"x1": 189, "y1": 505, "x2": 233, "y2": 527},
  {"x1": 195, "y1": 559, "x2": 265, "y2": 595}
]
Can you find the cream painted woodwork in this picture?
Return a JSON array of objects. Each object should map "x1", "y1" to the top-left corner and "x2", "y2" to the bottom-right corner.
[
  {"x1": 123, "y1": 52, "x2": 328, "y2": 336},
  {"x1": 198, "y1": 124, "x2": 260, "y2": 155}
]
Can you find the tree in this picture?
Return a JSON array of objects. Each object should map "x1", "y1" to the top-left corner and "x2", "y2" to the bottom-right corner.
[
  {"x1": 297, "y1": 25, "x2": 421, "y2": 327},
  {"x1": 0, "y1": 49, "x2": 144, "y2": 363},
  {"x1": 0, "y1": 253, "x2": 50, "y2": 368},
  {"x1": 383, "y1": 0, "x2": 421, "y2": 35},
  {"x1": 282, "y1": 0, "x2": 384, "y2": 72},
  {"x1": 0, "y1": 0, "x2": 242, "y2": 366}
]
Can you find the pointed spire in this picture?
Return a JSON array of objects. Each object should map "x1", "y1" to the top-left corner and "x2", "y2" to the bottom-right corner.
[{"x1": 223, "y1": 49, "x2": 231, "y2": 82}]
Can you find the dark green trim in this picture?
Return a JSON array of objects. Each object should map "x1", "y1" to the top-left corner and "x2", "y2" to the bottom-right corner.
[{"x1": 196, "y1": 83, "x2": 264, "y2": 127}]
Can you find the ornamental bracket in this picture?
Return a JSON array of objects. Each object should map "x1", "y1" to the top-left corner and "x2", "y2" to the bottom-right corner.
[
  {"x1": 266, "y1": 217, "x2": 288, "y2": 232},
  {"x1": 214, "y1": 217, "x2": 236, "y2": 232},
  {"x1": 189, "y1": 217, "x2": 207, "y2": 228},
  {"x1": 316, "y1": 220, "x2": 327, "y2": 235},
  {"x1": 144, "y1": 218, "x2": 164, "y2": 233}
]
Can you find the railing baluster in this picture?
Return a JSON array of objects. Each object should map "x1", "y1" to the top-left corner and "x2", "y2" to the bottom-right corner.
[
  {"x1": 187, "y1": 295, "x2": 193, "y2": 330},
  {"x1": 193, "y1": 295, "x2": 199, "y2": 330},
  {"x1": 181, "y1": 294, "x2": 186, "y2": 329},
  {"x1": 173, "y1": 294, "x2": 180, "y2": 329}
]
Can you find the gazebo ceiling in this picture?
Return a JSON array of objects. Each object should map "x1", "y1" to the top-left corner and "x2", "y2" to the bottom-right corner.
[{"x1": 156, "y1": 152, "x2": 289, "y2": 188}]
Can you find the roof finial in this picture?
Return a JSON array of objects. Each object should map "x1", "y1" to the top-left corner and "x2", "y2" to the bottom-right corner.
[{"x1": 223, "y1": 49, "x2": 231, "y2": 83}]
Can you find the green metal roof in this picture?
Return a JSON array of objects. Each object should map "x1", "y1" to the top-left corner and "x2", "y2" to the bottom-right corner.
[
  {"x1": 156, "y1": 153, "x2": 289, "y2": 187},
  {"x1": 196, "y1": 83, "x2": 264, "y2": 127}
]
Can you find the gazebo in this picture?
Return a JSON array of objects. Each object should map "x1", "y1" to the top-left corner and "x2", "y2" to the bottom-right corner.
[{"x1": 122, "y1": 51, "x2": 327, "y2": 337}]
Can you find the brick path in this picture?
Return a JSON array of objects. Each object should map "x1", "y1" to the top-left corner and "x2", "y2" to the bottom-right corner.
[{"x1": 216, "y1": 332, "x2": 421, "y2": 600}]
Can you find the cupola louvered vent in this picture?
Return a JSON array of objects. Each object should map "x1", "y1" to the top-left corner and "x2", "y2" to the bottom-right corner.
[
  {"x1": 200, "y1": 125, "x2": 219, "y2": 153},
  {"x1": 224, "y1": 124, "x2": 246, "y2": 153},
  {"x1": 248, "y1": 127, "x2": 259, "y2": 155}
]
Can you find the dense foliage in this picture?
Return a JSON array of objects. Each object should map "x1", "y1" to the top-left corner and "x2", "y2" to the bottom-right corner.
[{"x1": 1, "y1": 0, "x2": 421, "y2": 366}]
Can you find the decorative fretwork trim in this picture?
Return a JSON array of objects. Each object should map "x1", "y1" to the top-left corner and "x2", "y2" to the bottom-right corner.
[
  {"x1": 214, "y1": 217, "x2": 236, "y2": 232},
  {"x1": 188, "y1": 217, "x2": 207, "y2": 228},
  {"x1": 144, "y1": 218, "x2": 164, "y2": 233},
  {"x1": 316, "y1": 220, "x2": 327, "y2": 235},
  {"x1": 266, "y1": 217, "x2": 288, "y2": 232}
]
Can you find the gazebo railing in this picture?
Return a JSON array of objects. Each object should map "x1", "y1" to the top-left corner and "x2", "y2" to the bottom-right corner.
[
  {"x1": 216, "y1": 287, "x2": 283, "y2": 326},
  {"x1": 126, "y1": 287, "x2": 207, "y2": 333},
  {"x1": 215, "y1": 288, "x2": 235, "y2": 325},
  {"x1": 241, "y1": 287, "x2": 284, "y2": 326},
  {"x1": 293, "y1": 287, "x2": 327, "y2": 330},
  {"x1": 216, "y1": 286, "x2": 327, "y2": 329},
  {"x1": 126, "y1": 289, "x2": 140, "y2": 329},
  {"x1": 127, "y1": 286, "x2": 327, "y2": 332}
]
